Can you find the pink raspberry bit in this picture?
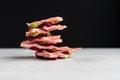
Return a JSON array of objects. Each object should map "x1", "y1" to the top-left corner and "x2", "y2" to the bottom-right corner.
[{"x1": 43, "y1": 22, "x2": 53, "y2": 27}]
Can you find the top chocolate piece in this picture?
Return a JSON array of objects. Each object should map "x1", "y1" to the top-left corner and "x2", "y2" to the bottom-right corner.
[{"x1": 26, "y1": 16, "x2": 63, "y2": 27}]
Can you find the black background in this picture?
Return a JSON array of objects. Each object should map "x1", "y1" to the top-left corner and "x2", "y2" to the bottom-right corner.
[{"x1": 0, "y1": 0, "x2": 119, "y2": 48}]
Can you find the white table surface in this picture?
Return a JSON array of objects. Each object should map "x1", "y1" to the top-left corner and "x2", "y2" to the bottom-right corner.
[{"x1": 0, "y1": 48, "x2": 120, "y2": 80}]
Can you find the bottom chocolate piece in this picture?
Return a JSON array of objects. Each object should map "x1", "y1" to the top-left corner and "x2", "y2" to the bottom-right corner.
[
  {"x1": 35, "y1": 53, "x2": 58, "y2": 60},
  {"x1": 35, "y1": 51, "x2": 71, "y2": 60}
]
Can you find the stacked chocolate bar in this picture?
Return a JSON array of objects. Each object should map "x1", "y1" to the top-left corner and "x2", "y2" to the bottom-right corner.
[{"x1": 20, "y1": 16, "x2": 80, "y2": 59}]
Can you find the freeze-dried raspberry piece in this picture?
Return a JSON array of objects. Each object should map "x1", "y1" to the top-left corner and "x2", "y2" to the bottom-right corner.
[{"x1": 43, "y1": 22, "x2": 53, "y2": 27}]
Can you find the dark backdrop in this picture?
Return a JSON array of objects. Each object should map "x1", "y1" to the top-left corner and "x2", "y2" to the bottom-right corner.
[{"x1": 0, "y1": 0, "x2": 119, "y2": 48}]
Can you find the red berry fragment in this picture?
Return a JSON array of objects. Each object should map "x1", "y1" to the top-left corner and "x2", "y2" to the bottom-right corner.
[
  {"x1": 43, "y1": 22, "x2": 53, "y2": 27},
  {"x1": 30, "y1": 47, "x2": 39, "y2": 51}
]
